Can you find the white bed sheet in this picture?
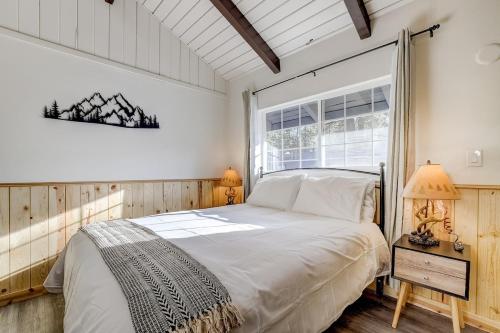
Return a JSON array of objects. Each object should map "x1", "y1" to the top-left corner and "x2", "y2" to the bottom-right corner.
[{"x1": 47, "y1": 204, "x2": 390, "y2": 333}]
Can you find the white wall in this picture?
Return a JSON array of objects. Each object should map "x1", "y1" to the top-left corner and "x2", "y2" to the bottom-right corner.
[
  {"x1": 0, "y1": 31, "x2": 228, "y2": 183},
  {"x1": 0, "y1": 0, "x2": 226, "y2": 93},
  {"x1": 227, "y1": 0, "x2": 500, "y2": 185}
]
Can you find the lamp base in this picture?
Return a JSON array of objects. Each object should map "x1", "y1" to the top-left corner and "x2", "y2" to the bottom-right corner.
[
  {"x1": 225, "y1": 187, "x2": 236, "y2": 205},
  {"x1": 409, "y1": 200, "x2": 452, "y2": 247},
  {"x1": 408, "y1": 231, "x2": 440, "y2": 247}
]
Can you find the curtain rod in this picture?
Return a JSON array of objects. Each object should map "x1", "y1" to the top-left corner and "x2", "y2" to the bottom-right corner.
[{"x1": 252, "y1": 24, "x2": 441, "y2": 95}]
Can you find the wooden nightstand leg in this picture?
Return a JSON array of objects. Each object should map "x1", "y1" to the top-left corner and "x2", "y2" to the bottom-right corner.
[
  {"x1": 401, "y1": 283, "x2": 410, "y2": 307},
  {"x1": 458, "y1": 300, "x2": 465, "y2": 329},
  {"x1": 392, "y1": 282, "x2": 409, "y2": 328},
  {"x1": 450, "y1": 297, "x2": 461, "y2": 333}
]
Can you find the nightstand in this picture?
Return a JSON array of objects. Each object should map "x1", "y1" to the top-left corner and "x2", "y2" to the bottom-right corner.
[{"x1": 391, "y1": 235, "x2": 471, "y2": 333}]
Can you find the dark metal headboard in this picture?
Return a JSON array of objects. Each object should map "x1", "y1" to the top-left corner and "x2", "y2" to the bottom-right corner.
[
  {"x1": 259, "y1": 162, "x2": 386, "y2": 234},
  {"x1": 259, "y1": 162, "x2": 387, "y2": 297}
]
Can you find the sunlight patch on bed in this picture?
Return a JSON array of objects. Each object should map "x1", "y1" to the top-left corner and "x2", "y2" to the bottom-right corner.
[
  {"x1": 156, "y1": 222, "x2": 265, "y2": 239},
  {"x1": 133, "y1": 214, "x2": 264, "y2": 239}
]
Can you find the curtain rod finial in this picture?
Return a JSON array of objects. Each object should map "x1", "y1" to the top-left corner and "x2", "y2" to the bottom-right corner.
[{"x1": 430, "y1": 24, "x2": 440, "y2": 38}]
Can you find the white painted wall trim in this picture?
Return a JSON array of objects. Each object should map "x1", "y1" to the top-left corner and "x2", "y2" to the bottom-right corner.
[
  {"x1": 0, "y1": 26, "x2": 226, "y2": 99},
  {"x1": 257, "y1": 75, "x2": 392, "y2": 113}
]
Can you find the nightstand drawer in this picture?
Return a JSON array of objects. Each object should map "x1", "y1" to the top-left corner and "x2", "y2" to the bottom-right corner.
[
  {"x1": 394, "y1": 248, "x2": 467, "y2": 297},
  {"x1": 394, "y1": 262, "x2": 466, "y2": 297},
  {"x1": 394, "y1": 247, "x2": 467, "y2": 279}
]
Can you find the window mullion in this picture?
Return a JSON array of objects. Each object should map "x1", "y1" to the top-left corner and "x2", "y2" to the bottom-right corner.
[
  {"x1": 299, "y1": 105, "x2": 302, "y2": 168},
  {"x1": 281, "y1": 109, "x2": 284, "y2": 170},
  {"x1": 343, "y1": 95, "x2": 347, "y2": 167},
  {"x1": 318, "y1": 100, "x2": 323, "y2": 167},
  {"x1": 262, "y1": 111, "x2": 265, "y2": 172}
]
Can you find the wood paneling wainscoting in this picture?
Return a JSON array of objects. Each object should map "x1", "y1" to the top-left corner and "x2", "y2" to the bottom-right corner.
[
  {"x1": 0, "y1": 179, "x2": 243, "y2": 306},
  {"x1": 382, "y1": 185, "x2": 500, "y2": 333}
]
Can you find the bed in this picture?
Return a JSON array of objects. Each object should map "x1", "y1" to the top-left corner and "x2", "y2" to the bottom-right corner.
[{"x1": 45, "y1": 167, "x2": 390, "y2": 333}]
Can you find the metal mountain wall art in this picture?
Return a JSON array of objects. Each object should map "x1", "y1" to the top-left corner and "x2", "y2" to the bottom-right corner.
[{"x1": 43, "y1": 92, "x2": 160, "y2": 128}]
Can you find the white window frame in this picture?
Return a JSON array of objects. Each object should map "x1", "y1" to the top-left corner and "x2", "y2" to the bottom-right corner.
[{"x1": 258, "y1": 75, "x2": 391, "y2": 172}]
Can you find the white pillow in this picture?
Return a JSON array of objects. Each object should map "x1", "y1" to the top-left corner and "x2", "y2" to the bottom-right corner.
[
  {"x1": 360, "y1": 182, "x2": 376, "y2": 223},
  {"x1": 247, "y1": 175, "x2": 304, "y2": 210},
  {"x1": 291, "y1": 176, "x2": 371, "y2": 223}
]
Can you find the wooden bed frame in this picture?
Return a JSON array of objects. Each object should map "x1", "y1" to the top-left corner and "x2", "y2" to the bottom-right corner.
[{"x1": 259, "y1": 162, "x2": 387, "y2": 297}]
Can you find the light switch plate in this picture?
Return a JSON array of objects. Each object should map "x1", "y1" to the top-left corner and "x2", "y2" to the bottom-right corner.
[{"x1": 466, "y1": 149, "x2": 483, "y2": 167}]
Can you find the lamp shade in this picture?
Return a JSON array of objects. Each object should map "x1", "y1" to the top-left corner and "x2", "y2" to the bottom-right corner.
[
  {"x1": 403, "y1": 162, "x2": 460, "y2": 200},
  {"x1": 220, "y1": 167, "x2": 242, "y2": 187}
]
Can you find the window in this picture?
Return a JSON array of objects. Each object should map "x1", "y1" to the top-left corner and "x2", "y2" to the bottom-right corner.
[
  {"x1": 265, "y1": 102, "x2": 319, "y2": 171},
  {"x1": 261, "y1": 78, "x2": 390, "y2": 172}
]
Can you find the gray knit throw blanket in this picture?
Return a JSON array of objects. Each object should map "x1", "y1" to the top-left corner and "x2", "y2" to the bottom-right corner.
[{"x1": 80, "y1": 220, "x2": 243, "y2": 333}]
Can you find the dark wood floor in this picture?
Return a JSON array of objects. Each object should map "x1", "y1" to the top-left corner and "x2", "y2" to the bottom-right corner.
[
  {"x1": 0, "y1": 293, "x2": 486, "y2": 333},
  {"x1": 326, "y1": 294, "x2": 485, "y2": 333},
  {"x1": 0, "y1": 293, "x2": 64, "y2": 333}
]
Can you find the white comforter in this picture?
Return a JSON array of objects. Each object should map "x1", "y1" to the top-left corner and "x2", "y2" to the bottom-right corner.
[{"x1": 46, "y1": 204, "x2": 390, "y2": 333}]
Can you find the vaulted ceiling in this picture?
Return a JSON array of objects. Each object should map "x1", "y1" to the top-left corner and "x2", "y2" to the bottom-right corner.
[{"x1": 138, "y1": 0, "x2": 412, "y2": 80}]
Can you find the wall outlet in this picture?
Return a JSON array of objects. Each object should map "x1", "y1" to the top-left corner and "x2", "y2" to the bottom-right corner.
[{"x1": 466, "y1": 149, "x2": 483, "y2": 167}]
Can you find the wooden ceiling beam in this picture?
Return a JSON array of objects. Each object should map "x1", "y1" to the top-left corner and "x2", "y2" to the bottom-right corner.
[
  {"x1": 344, "y1": 0, "x2": 371, "y2": 39},
  {"x1": 209, "y1": 0, "x2": 280, "y2": 74}
]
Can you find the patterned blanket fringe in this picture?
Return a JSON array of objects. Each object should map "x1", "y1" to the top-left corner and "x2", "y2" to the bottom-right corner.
[{"x1": 173, "y1": 301, "x2": 244, "y2": 333}]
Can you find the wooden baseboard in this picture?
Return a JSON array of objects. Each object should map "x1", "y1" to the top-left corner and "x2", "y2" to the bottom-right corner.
[
  {"x1": 0, "y1": 286, "x2": 46, "y2": 307},
  {"x1": 382, "y1": 286, "x2": 500, "y2": 333}
]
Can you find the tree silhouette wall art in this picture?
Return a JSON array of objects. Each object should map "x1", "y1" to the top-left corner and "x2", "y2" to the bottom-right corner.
[{"x1": 43, "y1": 92, "x2": 160, "y2": 129}]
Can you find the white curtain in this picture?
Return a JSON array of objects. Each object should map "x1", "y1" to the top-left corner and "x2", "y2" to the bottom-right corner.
[
  {"x1": 385, "y1": 29, "x2": 415, "y2": 248},
  {"x1": 242, "y1": 90, "x2": 259, "y2": 199}
]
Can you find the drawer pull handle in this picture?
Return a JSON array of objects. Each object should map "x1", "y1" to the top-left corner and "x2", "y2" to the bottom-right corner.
[
  {"x1": 423, "y1": 276, "x2": 429, "y2": 281},
  {"x1": 424, "y1": 260, "x2": 430, "y2": 265}
]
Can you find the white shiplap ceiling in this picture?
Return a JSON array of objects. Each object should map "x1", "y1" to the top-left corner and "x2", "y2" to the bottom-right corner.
[{"x1": 139, "y1": 0, "x2": 411, "y2": 80}]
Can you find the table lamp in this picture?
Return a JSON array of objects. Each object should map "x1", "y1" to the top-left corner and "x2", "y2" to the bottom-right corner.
[
  {"x1": 220, "y1": 167, "x2": 242, "y2": 205},
  {"x1": 403, "y1": 160, "x2": 460, "y2": 247}
]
